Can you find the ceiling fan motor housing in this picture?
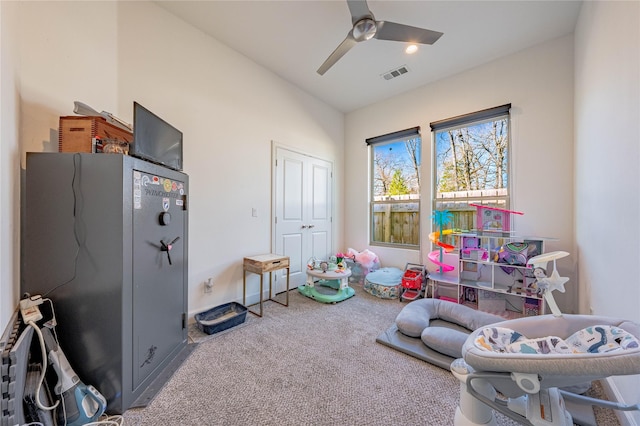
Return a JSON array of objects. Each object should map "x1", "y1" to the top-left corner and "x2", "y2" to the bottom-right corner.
[
  {"x1": 353, "y1": 18, "x2": 377, "y2": 42},
  {"x1": 316, "y1": 0, "x2": 442, "y2": 75}
]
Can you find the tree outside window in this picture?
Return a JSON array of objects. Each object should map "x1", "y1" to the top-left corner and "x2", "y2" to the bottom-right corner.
[
  {"x1": 432, "y1": 105, "x2": 511, "y2": 233},
  {"x1": 369, "y1": 129, "x2": 421, "y2": 248}
]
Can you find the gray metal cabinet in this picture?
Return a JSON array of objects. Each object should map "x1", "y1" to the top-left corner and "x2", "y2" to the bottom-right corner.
[{"x1": 22, "y1": 152, "x2": 188, "y2": 414}]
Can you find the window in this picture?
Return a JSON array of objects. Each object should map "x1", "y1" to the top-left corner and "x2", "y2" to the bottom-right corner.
[
  {"x1": 367, "y1": 127, "x2": 421, "y2": 249},
  {"x1": 431, "y1": 104, "x2": 511, "y2": 232}
]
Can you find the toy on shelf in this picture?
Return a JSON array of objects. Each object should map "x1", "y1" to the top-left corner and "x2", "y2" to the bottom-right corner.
[
  {"x1": 469, "y1": 203, "x2": 523, "y2": 233},
  {"x1": 526, "y1": 251, "x2": 570, "y2": 317},
  {"x1": 495, "y1": 241, "x2": 540, "y2": 274},
  {"x1": 428, "y1": 230, "x2": 456, "y2": 272},
  {"x1": 430, "y1": 210, "x2": 456, "y2": 273},
  {"x1": 460, "y1": 236, "x2": 488, "y2": 261},
  {"x1": 399, "y1": 263, "x2": 427, "y2": 302},
  {"x1": 427, "y1": 204, "x2": 564, "y2": 318}
]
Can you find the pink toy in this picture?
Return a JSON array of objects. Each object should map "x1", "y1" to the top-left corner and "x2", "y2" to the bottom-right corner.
[
  {"x1": 346, "y1": 248, "x2": 380, "y2": 271},
  {"x1": 427, "y1": 230, "x2": 457, "y2": 272},
  {"x1": 427, "y1": 250, "x2": 455, "y2": 272},
  {"x1": 470, "y1": 203, "x2": 523, "y2": 232},
  {"x1": 461, "y1": 247, "x2": 489, "y2": 261}
]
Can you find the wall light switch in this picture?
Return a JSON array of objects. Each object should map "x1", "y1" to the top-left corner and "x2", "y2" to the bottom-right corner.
[{"x1": 252, "y1": 208, "x2": 257, "y2": 217}]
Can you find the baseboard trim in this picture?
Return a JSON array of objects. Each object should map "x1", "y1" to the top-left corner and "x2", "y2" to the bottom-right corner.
[{"x1": 601, "y1": 377, "x2": 639, "y2": 426}]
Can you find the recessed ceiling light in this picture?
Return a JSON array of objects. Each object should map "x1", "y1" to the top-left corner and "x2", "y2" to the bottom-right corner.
[{"x1": 405, "y1": 44, "x2": 418, "y2": 54}]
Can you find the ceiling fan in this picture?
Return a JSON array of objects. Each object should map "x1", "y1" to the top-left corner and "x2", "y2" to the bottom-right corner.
[{"x1": 317, "y1": 0, "x2": 443, "y2": 75}]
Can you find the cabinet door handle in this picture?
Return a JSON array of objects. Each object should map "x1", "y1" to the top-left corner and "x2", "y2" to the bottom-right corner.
[
  {"x1": 301, "y1": 225, "x2": 308, "y2": 229},
  {"x1": 160, "y1": 236, "x2": 180, "y2": 265},
  {"x1": 308, "y1": 225, "x2": 315, "y2": 229}
]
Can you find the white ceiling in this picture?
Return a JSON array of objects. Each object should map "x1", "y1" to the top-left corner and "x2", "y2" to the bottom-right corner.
[{"x1": 156, "y1": 0, "x2": 582, "y2": 113}]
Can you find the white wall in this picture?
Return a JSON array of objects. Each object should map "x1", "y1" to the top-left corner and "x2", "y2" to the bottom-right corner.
[
  {"x1": 344, "y1": 35, "x2": 577, "y2": 312},
  {"x1": 574, "y1": 1, "x2": 640, "y2": 422},
  {"x1": 0, "y1": 0, "x2": 344, "y2": 332},
  {"x1": 17, "y1": 2, "x2": 120, "y2": 163},
  {"x1": 115, "y1": 2, "x2": 344, "y2": 316},
  {"x1": 0, "y1": 1, "x2": 21, "y2": 329},
  {"x1": 6, "y1": 1, "x2": 121, "y2": 333}
]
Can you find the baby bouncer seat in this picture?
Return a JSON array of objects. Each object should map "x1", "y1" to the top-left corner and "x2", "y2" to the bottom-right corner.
[{"x1": 452, "y1": 252, "x2": 640, "y2": 426}]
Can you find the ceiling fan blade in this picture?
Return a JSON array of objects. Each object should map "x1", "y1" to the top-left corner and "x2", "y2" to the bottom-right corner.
[
  {"x1": 347, "y1": 0, "x2": 373, "y2": 24},
  {"x1": 317, "y1": 32, "x2": 357, "y2": 75},
  {"x1": 374, "y1": 21, "x2": 443, "y2": 45}
]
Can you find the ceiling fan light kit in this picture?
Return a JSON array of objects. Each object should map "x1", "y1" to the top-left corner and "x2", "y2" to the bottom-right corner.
[
  {"x1": 405, "y1": 44, "x2": 418, "y2": 54},
  {"x1": 317, "y1": 0, "x2": 443, "y2": 75}
]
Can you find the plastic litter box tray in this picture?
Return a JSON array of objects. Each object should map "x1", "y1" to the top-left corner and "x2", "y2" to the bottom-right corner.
[{"x1": 195, "y1": 302, "x2": 248, "y2": 335}]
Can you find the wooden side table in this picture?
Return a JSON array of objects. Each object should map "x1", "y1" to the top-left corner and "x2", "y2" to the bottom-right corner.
[{"x1": 243, "y1": 254, "x2": 290, "y2": 317}]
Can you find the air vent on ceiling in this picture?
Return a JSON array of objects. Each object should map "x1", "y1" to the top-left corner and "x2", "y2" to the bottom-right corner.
[{"x1": 382, "y1": 65, "x2": 409, "y2": 81}]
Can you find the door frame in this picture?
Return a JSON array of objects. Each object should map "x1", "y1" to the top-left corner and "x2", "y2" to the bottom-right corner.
[{"x1": 271, "y1": 141, "x2": 335, "y2": 290}]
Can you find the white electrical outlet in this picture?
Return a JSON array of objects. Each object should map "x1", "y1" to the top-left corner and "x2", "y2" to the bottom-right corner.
[
  {"x1": 204, "y1": 278, "x2": 214, "y2": 293},
  {"x1": 252, "y1": 208, "x2": 257, "y2": 217}
]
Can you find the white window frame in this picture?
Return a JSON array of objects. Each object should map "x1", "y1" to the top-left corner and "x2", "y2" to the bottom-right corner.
[
  {"x1": 431, "y1": 104, "x2": 512, "y2": 233},
  {"x1": 367, "y1": 127, "x2": 421, "y2": 249}
]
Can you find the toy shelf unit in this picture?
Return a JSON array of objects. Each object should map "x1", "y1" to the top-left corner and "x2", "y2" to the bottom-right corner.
[{"x1": 428, "y1": 232, "x2": 558, "y2": 319}]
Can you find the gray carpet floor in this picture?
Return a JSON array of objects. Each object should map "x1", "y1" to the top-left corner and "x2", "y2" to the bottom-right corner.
[{"x1": 123, "y1": 287, "x2": 620, "y2": 425}]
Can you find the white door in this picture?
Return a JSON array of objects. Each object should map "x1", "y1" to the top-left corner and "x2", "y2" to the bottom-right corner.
[{"x1": 273, "y1": 146, "x2": 333, "y2": 291}]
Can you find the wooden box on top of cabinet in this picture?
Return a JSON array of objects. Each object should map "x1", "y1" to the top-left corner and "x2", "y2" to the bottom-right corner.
[{"x1": 59, "y1": 116, "x2": 133, "y2": 153}]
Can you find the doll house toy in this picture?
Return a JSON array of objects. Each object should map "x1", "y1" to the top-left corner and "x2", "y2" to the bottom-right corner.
[
  {"x1": 427, "y1": 205, "x2": 561, "y2": 319},
  {"x1": 469, "y1": 203, "x2": 523, "y2": 233}
]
